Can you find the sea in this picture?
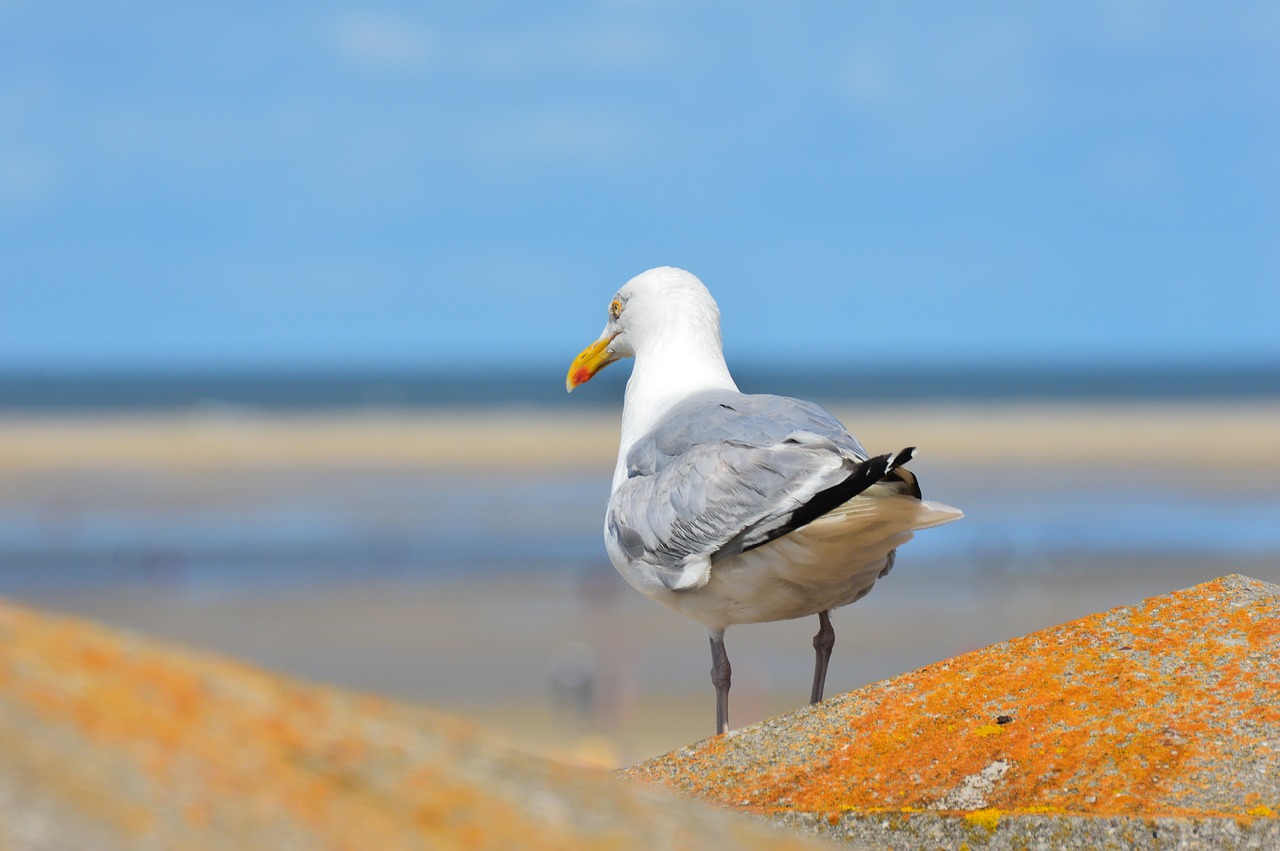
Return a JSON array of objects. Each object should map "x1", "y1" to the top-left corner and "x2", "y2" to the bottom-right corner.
[{"x1": 1, "y1": 365, "x2": 1278, "y2": 599}]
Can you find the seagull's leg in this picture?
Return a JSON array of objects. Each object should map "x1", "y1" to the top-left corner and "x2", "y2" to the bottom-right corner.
[
  {"x1": 709, "y1": 629, "x2": 731, "y2": 735},
  {"x1": 810, "y1": 610, "x2": 835, "y2": 704}
]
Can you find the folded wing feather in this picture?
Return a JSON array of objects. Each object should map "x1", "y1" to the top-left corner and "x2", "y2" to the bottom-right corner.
[{"x1": 608, "y1": 392, "x2": 880, "y2": 592}]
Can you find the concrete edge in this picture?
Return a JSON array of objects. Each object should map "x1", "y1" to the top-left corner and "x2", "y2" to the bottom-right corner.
[{"x1": 769, "y1": 809, "x2": 1280, "y2": 851}]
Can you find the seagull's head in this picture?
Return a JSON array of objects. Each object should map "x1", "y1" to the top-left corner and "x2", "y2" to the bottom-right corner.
[{"x1": 566, "y1": 267, "x2": 722, "y2": 392}]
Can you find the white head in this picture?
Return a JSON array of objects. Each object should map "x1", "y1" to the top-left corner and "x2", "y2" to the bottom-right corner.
[{"x1": 566, "y1": 267, "x2": 726, "y2": 391}]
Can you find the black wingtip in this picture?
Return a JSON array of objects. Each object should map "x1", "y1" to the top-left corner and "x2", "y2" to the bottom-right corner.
[{"x1": 885, "y1": 447, "x2": 922, "y2": 498}]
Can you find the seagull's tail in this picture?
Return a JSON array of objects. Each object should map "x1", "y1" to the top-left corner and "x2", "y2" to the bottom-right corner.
[
  {"x1": 875, "y1": 446, "x2": 963, "y2": 529},
  {"x1": 783, "y1": 448, "x2": 917, "y2": 533},
  {"x1": 740, "y1": 447, "x2": 960, "y2": 557},
  {"x1": 834, "y1": 447, "x2": 963, "y2": 532}
]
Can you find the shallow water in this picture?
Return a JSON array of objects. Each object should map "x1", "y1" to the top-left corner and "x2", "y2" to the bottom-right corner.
[{"x1": 1, "y1": 463, "x2": 1276, "y2": 598}]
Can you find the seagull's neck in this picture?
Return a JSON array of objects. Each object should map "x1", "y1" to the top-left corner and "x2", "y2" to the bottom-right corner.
[{"x1": 613, "y1": 334, "x2": 738, "y2": 489}]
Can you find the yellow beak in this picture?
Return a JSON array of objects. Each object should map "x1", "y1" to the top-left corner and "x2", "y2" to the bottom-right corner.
[{"x1": 566, "y1": 334, "x2": 618, "y2": 392}]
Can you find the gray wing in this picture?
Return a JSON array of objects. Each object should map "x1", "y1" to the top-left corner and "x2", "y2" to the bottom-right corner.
[
  {"x1": 624, "y1": 391, "x2": 868, "y2": 472},
  {"x1": 607, "y1": 391, "x2": 870, "y2": 592}
]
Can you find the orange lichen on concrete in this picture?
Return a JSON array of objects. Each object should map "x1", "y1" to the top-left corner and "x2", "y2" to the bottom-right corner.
[
  {"x1": 624, "y1": 575, "x2": 1280, "y2": 821},
  {"x1": 0, "y1": 600, "x2": 829, "y2": 850}
]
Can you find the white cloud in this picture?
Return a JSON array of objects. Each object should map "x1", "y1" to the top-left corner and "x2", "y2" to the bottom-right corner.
[
  {"x1": 841, "y1": 51, "x2": 894, "y2": 106},
  {"x1": 467, "y1": 110, "x2": 642, "y2": 167},
  {"x1": 833, "y1": 14, "x2": 1044, "y2": 169},
  {"x1": 465, "y1": 26, "x2": 667, "y2": 76},
  {"x1": 840, "y1": 16, "x2": 1038, "y2": 114},
  {"x1": 330, "y1": 11, "x2": 435, "y2": 72},
  {"x1": 1095, "y1": 0, "x2": 1165, "y2": 48},
  {"x1": 0, "y1": 149, "x2": 56, "y2": 207},
  {"x1": 328, "y1": 9, "x2": 667, "y2": 78},
  {"x1": 1098, "y1": 141, "x2": 1170, "y2": 194}
]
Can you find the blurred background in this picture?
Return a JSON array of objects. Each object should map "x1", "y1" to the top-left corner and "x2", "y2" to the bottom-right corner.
[{"x1": 1, "y1": 2, "x2": 1277, "y2": 765}]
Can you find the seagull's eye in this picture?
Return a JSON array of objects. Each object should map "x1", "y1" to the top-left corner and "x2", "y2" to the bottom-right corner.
[{"x1": 609, "y1": 298, "x2": 623, "y2": 320}]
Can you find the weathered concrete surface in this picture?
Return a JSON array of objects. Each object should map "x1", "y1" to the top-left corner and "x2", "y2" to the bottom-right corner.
[
  {"x1": 623, "y1": 574, "x2": 1280, "y2": 849},
  {"x1": 0, "y1": 600, "x2": 832, "y2": 850}
]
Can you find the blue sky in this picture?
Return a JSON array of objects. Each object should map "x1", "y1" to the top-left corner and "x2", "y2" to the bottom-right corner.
[{"x1": 2, "y1": 2, "x2": 1277, "y2": 372}]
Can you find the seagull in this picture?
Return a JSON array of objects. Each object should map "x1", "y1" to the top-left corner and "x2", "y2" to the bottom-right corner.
[{"x1": 566, "y1": 267, "x2": 962, "y2": 735}]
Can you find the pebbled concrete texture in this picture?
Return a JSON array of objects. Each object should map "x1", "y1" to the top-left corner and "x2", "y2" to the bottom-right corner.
[
  {"x1": 0, "y1": 597, "x2": 832, "y2": 851},
  {"x1": 622, "y1": 574, "x2": 1280, "y2": 849}
]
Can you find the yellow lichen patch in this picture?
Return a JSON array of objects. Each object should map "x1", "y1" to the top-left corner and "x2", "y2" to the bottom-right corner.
[
  {"x1": 973, "y1": 724, "x2": 1003, "y2": 738},
  {"x1": 964, "y1": 808, "x2": 1001, "y2": 833}
]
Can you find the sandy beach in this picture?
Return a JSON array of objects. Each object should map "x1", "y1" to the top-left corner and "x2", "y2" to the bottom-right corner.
[
  {"x1": 1, "y1": 400, "x2": 1278, "y2": 475},
  {"x1": 1, "y1": 400, "x2": 1277, "y2": 765}
]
